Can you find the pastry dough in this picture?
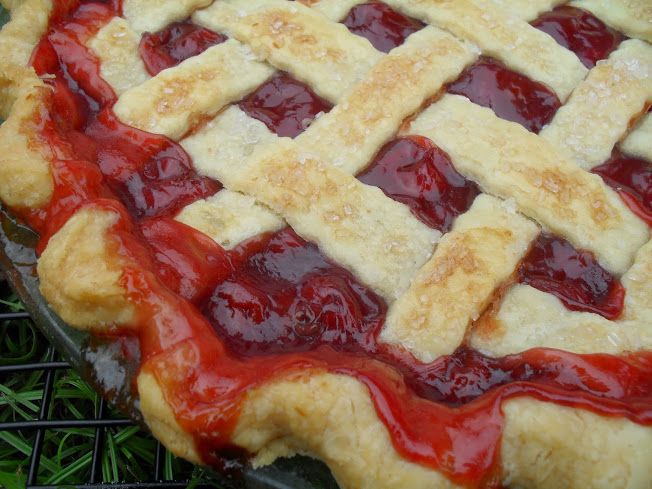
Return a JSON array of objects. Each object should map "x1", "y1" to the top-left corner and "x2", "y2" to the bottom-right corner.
[
  {"x1": 38, "y1": 207, "x2": 136, "y2": 329},
  {"x1": 622, "y1": 112, "x2": 652, "y2": 161},
  {"x1": 571, "y1": 0, "x2": 652, "y2": 42},
  {"x1": 193, "y1": 0, "x2": 383, "y2": 103},
  {"x1": 113, "y1": 40, "x2": 274, "y2": 139},
  {"x1": 1, "y1": 1, "x2": 652, "y2": 488},
  {"x1": 540, "y1": 40, "x2": 652, "y2": 170},
  {"x1": 406, "y1": 94, "x2": 648, "y2": 275},
  {"x1": 88, "y1": 17, "x2": 149, "y2": 95},
  {"x1": 382, "y1": 194, "x2": 538, "y2": 361},
  {"x1": 227, "y1": 139, "x2": 440, "y2": 301}
]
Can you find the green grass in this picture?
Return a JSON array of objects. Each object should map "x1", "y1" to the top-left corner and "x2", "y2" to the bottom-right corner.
[{"x1": 0, "y1": 280, "x2": 224, "y2": 489}]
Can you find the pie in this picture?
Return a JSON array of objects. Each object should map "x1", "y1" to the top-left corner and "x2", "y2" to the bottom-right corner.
[{"x1": 1, "y1": 0, "x2": 651, "y2": 487}]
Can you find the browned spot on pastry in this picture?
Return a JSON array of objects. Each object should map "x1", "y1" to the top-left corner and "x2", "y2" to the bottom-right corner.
[
  {"x1": 399, "y1": 88, "x2": 447, "y2": 134},
  {"x1": 155, "y1": 79, "x2": 193, "y2": 114},
  {"x1": 249, "y1": 10, "x2": 345, "y2": 64},
  {"x1": 469, "y1": 276, "x2": 516, "y2": 342},
  {"x1": 424, "y1": 229, "x2": 512, "y2": 287},
  {"x1": 524, "y1": 166, "x2": 618, "y2": 226},
  {"x1": 37, "y1": 207, "x2": 135, "y2": 330}
]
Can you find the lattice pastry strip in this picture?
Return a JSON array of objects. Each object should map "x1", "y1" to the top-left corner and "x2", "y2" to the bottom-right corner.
[
  {"x1": 381, "y1": 194, "x2": 539, "y2": 362},
  {"x1": 540, "y1": 39, "x2": 652, "y2": 170},
  {"x1": 295, "y1": 26, "x2": 477, "y2": 175},
  {"x1": 175, "y1": 190, "x2": 285, "y2": 250},
  {"x1": 305, "y1": 0, "x2": 364, "y2": 21},
  {"x1": 192, "y1": 0, "x2": 383, "y2": 104},
  {"x1": 121, "y1": 0, "x2": 212, "y2": 35},
  {"x1": 485, "y1": 0, "x2": 566, "y2": 21},
  {"x1": 312, "y1": 0, "x2": 588, "y2": 99},
  {"x1": 406, "y1": 94, "x2": 648, "y2": 275},
  {"x1": 471, "y1": 237, "x2": 652, "y2": 356},
  {"x1": 227, "y1": 138, "x2": 440, "y2": 301},
  {"x1": 571, "y1": 0, "x2": 652, "y2": 42},
  {"x1": 622, "y1": 112, "x2": 652, "y2": 161},
  {"x1": 87, "y1": 17, "x2": 149, "y2": 95},
  {"x1": 113, "y1": 39, "x2": 275, "y2": 140}
]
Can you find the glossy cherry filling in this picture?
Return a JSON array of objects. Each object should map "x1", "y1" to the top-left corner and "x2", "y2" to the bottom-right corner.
[
  {"x1": 447, "y1": 57, "x2": 561, "y2": 133},
  {"x1": 341, "y1": 1, "x2": 425, "y2": 53},
  {"x1": 130, "y1": 211, "x2": 652, "y2": 485},
  {"x1": 140, "y1": 218, "x2": 233, "y2": 304},
  {"x1": 531, "y1": 6, "x2": 624, "y2": 68},
  {"x1": 357, "y1": 136, "x2": 480, "y2": 232},
  {"x1": 29, "y1": 1, "x2": 219, "y2": 227},
  {"x1": 592, "y1": 149, "x2": 652, "y2": 226},
  {"x1": 518, "y1": 234, "x2": 625, "y2": 319},
  {"x1": 139, "y1": 20, "x2": 227, "y2": 75},
  {"x1": 21, "y1": 1, "x2": 652, "y2": 486},
  {"x1": 203, "y1": 227, "x2": 387, "y2": 356},
  {"x1": 239, "y1": 72, "x2": 333, "y2": 138}
]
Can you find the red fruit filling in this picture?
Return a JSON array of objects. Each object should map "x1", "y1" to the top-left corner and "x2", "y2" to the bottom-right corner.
[
  {"x1": 203, "y1": 228, "x2": 386, "y2": 356},
  {"x1": 341, "y1": 1, "x2": 425, "y2": 53},
  {"x1": 531, "y1": 6, "x2": 624, "y2": 68},
  {"x1": 15, "y1": 2, "x2": 651, "y2": 486},
  {"x1": 447, "y1": 57, "x2": 561, "y2": 133},
  {"x1": 139, "y1": 21, "x2": 227, "y2": 75},
  {"x1": 357, "y1": 136, "x2": 480, "y2": 232},
  {"x1": 518, "y1": 234, "x2": 625, "y2": 320},
  {"x1": 239, "y1": 72, "x2": 333, "y2": 138},
  {"x1": 592, "y1": 149, "x2": 652, "y2": 227}
]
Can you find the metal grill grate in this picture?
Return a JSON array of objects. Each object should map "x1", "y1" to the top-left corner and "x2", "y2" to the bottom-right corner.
[{"x1": 0, "y1": 281, "x2": 217, "y2": 489}]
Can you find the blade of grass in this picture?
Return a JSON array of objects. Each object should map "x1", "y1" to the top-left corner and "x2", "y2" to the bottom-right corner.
[{"x1": 44, "y1": 451, "x2": 92, "y2": 485}]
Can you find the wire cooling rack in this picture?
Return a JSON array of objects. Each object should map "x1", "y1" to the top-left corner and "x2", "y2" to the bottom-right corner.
[{"x1": 0, "y1": 278, "x2": 218, "y2": 489}]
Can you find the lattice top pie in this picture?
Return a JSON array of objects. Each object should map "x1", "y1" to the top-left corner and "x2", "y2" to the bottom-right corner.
[{"x1": 1, "y1": 0, "x2": 652, "y2": 487}]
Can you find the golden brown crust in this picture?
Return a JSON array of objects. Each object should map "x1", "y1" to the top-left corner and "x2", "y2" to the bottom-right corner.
[
  {"x1": 0, "y1": 0, "x2": 52, "y2": 117},
  {"x1": 3, "y1": 2, "x2": 652, "y2": 488},
  {"x1": 87, "y1": 17, "x2": 149, "y2": 96},
  {"x1": 0, "y1": 0, "x2": 25, "y2": 11},
  {"x1": 113, "y1": 39, "x2": 274, "y2": 140},
  {"x1": 137, "y1": 368, "x2": 460, "y2": 489},
  {"x1": 502, "y1": 398, "x2": 652, "y2": 489},
  {"x1": 0, "y1": 0, "x2": 55, "y2": 208},
  {"x1": 38, "y1": 207, "x2": 135, "y2": 330},
  {"x1": 0, "y1": 73, "x2": 53, "y2": 208},
  {"x1": 571, "y1": 0, "x2": 652, "y2": 42},
  {"x1": 137, "y1": 364, "x2": 652, "y2": 489},
  {"x1": 382, "y1": 195, "x2": 538, "y2": 362},
  {"x1": 227, "y1": 138, "x2": 439, "y2": 301},
  {"x1": 471, "y1": 238, "x2": 652, "y2": 356},
  {"x1": 137, "y1": 370, "x2": 202, "y2": 464}
]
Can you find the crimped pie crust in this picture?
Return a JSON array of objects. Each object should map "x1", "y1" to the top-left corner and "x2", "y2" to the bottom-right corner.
[{"x1": 1, "y1": 1, "x2": 652, "y2": 488}]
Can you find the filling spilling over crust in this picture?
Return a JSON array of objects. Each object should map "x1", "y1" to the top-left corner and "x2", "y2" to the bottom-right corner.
[{"x1": 1, "y1": 0, "x2": 652, "y2": 487}]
